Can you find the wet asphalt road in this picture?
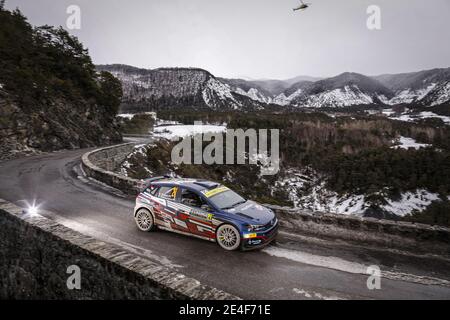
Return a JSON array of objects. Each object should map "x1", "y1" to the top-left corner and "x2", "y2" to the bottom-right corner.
[{"x1": 0, "y1": 148, "x2": 450, "y2": 300}]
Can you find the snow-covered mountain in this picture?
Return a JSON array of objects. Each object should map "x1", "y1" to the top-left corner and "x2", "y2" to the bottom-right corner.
[
  {"x1": 221, "y1": 72, "x2": 394, "y2": 108},
  {"x1": 98, "y1": 64, "x2": 450, "y2": 111},
  {"x1": 373, "y1": 68, "x2": 450, "y2": 106},
  {"x1": 223, "y1": 69, "x2": 450, "y2": 108},
  {"x1": 97, "y1": 64, "x2": 264, "y2": 112},
  {"x1": 220, "y1": 78, "x2": 314, "y2": 106},
  {"x1": 288, "y1": 72, "x2": 393, "y2": 108},
  {"x1": 218, "y1": 78, "x2": 276, "y2": 104}
]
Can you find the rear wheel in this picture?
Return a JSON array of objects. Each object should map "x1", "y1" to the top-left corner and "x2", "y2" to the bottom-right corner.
[
  {"x1": 135, "y1": 208, "x2": 155, "y2": 232},
  {"x1": 216, "y1": 224, "x2": 241, "y2": 251}
]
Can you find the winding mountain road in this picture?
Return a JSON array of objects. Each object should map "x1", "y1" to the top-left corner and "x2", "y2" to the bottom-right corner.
[{"x1": 1, "y1": 146, "x2": 450, "y2": 300}]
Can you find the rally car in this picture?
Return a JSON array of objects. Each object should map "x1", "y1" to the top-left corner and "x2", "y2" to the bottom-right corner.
[{"x1": 134, "y1": 177, "x2": 279, "y2": 251}]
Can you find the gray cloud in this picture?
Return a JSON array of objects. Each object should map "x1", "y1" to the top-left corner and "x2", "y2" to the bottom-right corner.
[{"x1": 6, "y1": 0, "x2": 450, "y2": 79}]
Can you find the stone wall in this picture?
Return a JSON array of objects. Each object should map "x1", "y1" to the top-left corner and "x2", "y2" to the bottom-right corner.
[
  {"x1": 81, "y1": 143, "x2": 141, "y2": 195},
  {"x1": 274, "y1": 207, "x2": 450, "y2": 256},
  {"x1": 84, "y1": 142, "x2": 135, "y2": 171},
  {"x1": 0, "y1": 199, "x2": 239, "y2": 299}
]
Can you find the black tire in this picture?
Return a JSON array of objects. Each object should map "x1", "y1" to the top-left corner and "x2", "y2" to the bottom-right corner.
[{"x1": 135, "y1": 208, "x2": 156, "y2": 232}]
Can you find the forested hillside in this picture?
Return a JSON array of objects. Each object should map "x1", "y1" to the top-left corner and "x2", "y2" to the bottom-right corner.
[{"x1": 0, "y1": 6, "x2": 123, "y2": 159}]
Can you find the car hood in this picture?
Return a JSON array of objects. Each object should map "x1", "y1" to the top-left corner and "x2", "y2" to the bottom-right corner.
[{"x1": 224, "y1": 200, "x2": 274, "y2": 224}]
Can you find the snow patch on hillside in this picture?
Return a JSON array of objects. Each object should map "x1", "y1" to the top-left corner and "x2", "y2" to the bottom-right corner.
[
  {"x1": 273, "y1": 93, "x2": 290, "y2": 106},
  {"x1": 117, "y1": 113, "x2": 135, "y2": 119},
  {"x1": 392, "y1": 136, "x2": 430, "y2": 150},
  {"x1": 202, "y1": 78, "x2": 241, "y2": 109},
  {"x1": 274, "y1": 170, "x2": 368, "y2": 215},
  {"x1": 430, "y1": 82, "x2": 450, "y2": 106},
  {"x1": 389, "y1": 111, "x2": 450, "y2": 125},
  {"x1": 299, "y1": 85, "x2": 374, "y2": 108},
  {"x1": 382, "y1": 190, "x2": 440, "y2": 217},
  {"x1": 297, "y1": 184, "x2": 367, "y2": 215},
  {"x1": 377, "y1": 94, "x2": 391, "y2": 104},
  {"x1": 155, "y1": 119, "x2": 182, "y2": 126},
  {"x1": 388, "y1": 83, "x2": 437, "y2": 105},
  {"x1": 235, "y1": 87, "x2": 273, "y2": 104},
  {"x1": 274, "y1": 169, "x2": 440, "y2": 216},
  {"x1": 299, "y1": 185, "x2": 439, "y2": 217},
  {"x1": 119, "y1": 144, "x2": 155, "y2": 177},
  {"x1": 153, "y1": 124, "x2": 226, "y2": 139}
]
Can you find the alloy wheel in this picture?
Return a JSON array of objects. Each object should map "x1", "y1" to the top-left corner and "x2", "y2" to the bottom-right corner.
[{"x1": 216, "y1": 224, "x2": 241, "y2": 251}]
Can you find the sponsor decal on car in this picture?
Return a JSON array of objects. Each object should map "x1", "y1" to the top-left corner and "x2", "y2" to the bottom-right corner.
[
  {"x1": 190, "y1": 209, "x2": 208, "y2": 219},
  {"x1": 243, "y1": 233, "x2": 257, "y2": 239},
  {"x1": 202, "y1": 186, "x2": 229, "y2": 198}
]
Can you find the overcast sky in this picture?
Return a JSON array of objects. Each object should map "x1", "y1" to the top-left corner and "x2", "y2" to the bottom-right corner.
[{"x1": 6, "y1": 0, "x2": 450, "y2": 80}]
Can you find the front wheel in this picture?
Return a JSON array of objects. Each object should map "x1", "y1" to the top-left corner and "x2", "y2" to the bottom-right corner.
[
  {"x1": 216, "y1": 224, "x2": 241, "y2": 251},
  {"x1": 135, "y1": 208, "x2": 156, "y2": 232}
]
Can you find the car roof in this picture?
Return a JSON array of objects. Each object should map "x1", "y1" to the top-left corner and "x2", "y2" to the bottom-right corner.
[{"x1": 152, "y1": 178, "x2": 221, "y2": 192}]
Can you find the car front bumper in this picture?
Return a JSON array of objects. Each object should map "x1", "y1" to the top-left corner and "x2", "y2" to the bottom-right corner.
[{"x1": 241, "y1": 222, "x2": 279, "y2": 251}]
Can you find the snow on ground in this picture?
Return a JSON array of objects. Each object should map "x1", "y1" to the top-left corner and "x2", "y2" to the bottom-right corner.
[
  {"x1": 394, "y1": 112, "x2": 450, "y2": 124},
  {"x1": 274, "y1": 169, "x2": 440, "y2": 216},
  {"x1": 387, "y1": 111, "x2": 450, "y2": 125},
  {"x1": 274, "y1": 170, "x2": 368, "y2": 215},
  {"x1": 277, "y1": 89, "x2": 305, "y2": 106},
  {"x1": 296, "y1": 184, "x2": 439, "y2": 217},
  {"x1": 381, "y1": 109, "x2": 396, "y2": 116},
  {"x1": 388, "y1": 83, "x2": 437, "y2": 105},
  {"x1": 382, "y1": 190, "x2": 440, "y2": 217},
  {"x1": 418, "y1": 111, "x2": 450, "y2": 124},
  {"x1": 248, "y1": 153, "x2": 279, "y2": 176},
  {"x1": 430, "y1": 82, "x2": 450, "y2": 106},
  {"x1": 303, "y1": 85, "x2": 374, "y2": 108},
  {"x1": 274, "y1": 170, "x2": 310, "y2": 205},
  {"x1": 155, "y1": 119, "x2": 182, "y2": 126},
  {"x1": 117, "y1": 112, "x2": 157, "y2": 120},
  {"x1": 117, "y1": 113, "x2": 135, "y2": 119},
  {"x1": 202, "y1": 78, "x2": 241, "y2": 109},
  {"x1": 153, "y1": 124, "x2": 227, "y2": 139},
  {"x1": 272, "y1": 93, "x2": 290, "y2": 106},
  {"x1": 119, "y1": 144, "x2": 154, "y2": 177},
  {"x1": 119, "y1": 160, "x2": 133, "y2": 177},
  {"x1": 235, "y1": 87, "x2": 273, "y2": 104},
  {"x1": 377, "y1": 94, "x2": 391, "y2": 104},
  {"x1": 298, "y1": 185, "x2": 367, "y2": 215},
  {"x1": 391, "y1": 136, "x2": 431, "y2": 150}
]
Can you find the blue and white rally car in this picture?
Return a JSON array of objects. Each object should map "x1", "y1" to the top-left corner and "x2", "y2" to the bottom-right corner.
[{"x1": 134, "y1": 177, "x2": 279, "y2": 251}]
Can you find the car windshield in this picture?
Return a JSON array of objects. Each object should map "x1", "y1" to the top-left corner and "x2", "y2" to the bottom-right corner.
[{"x1": 209, "y1": 190, "x2": 246, "y2": 210}]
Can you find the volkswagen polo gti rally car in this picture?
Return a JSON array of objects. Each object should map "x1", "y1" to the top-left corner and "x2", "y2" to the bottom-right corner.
[{"x1": 134, "y1": 177, "x2": 279, "y2": 251}]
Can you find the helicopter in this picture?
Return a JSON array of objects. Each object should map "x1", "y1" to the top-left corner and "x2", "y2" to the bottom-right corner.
[{"x1": 293, "y1": 0, "x2": 311, "y2": 11}]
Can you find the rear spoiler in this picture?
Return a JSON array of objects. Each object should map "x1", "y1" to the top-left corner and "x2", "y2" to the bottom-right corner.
[{"x1": 137, "y1": 175, "x2": 171, "y2": 192}]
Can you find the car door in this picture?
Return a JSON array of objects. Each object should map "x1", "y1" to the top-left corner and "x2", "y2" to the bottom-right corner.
[
  {"x1": 154, "y1": 185, "x2": 182, "y2": 230},
  {"x1": 178, "y1": 188, "x2": 216, "y2": 239}
]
